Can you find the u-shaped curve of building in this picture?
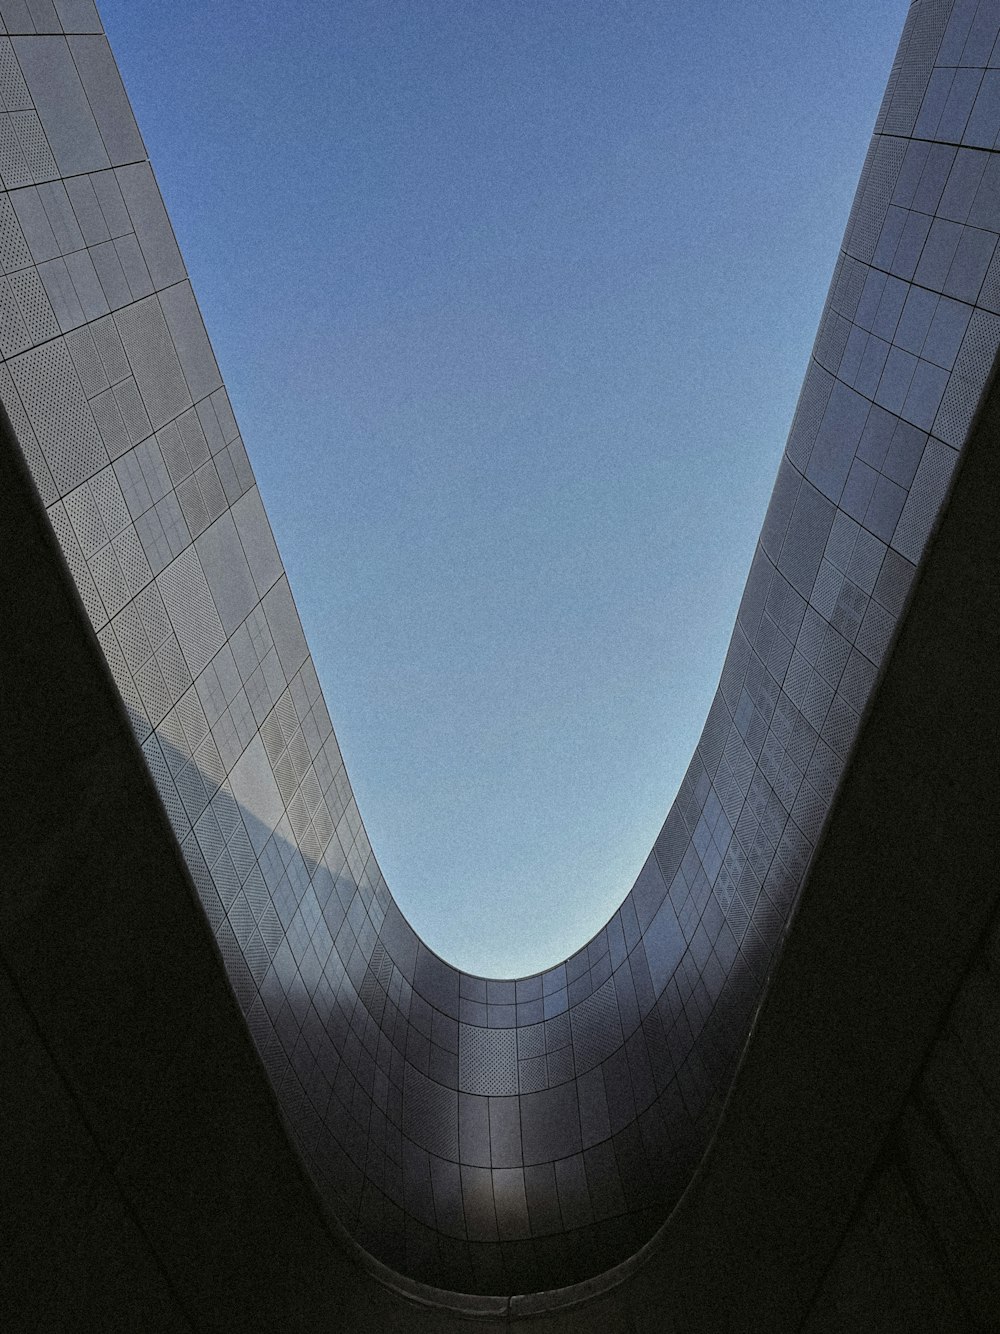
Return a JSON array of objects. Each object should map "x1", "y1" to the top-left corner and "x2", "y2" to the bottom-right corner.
[{"x1": 1, "y1": 0, "x2": 997, "y2": 1300}]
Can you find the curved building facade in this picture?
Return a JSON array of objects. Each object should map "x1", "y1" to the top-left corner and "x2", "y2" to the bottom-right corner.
[{"x1": 1, "y1": 0, "x2": 997, "y2": 1298}]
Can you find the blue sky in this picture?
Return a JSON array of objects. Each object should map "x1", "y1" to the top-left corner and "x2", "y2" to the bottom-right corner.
[{"x1": 101, "y1": 1, "x2": 909, "y2": 977}]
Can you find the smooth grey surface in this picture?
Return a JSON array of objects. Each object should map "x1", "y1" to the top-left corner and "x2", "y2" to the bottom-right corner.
[
  {"x1": 68, "y1": 34, "x2": 143, "y2": 165},
  {"x1": 232, "y1": 486, "x2": 283, "y2": 598},
  {"x1": 53, "y1": 0, "x2": 103, "y2": 30},
  {"x1": 159, "y1": 279, "x2": 223, "y2": 403},
  {"x1": 13, "y1": 34, "x2": 108, "y2": 174},
  {"x1": 115, "y1": 161, "x2": 184, "y2": 290},
  {"x1": 196, "y1": 510, "x2": 258, "y2": 635}
]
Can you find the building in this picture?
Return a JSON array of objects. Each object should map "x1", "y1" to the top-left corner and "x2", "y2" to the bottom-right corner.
[{"x1": 2, "y1": 0, "x2": 998, "y2": 1328}]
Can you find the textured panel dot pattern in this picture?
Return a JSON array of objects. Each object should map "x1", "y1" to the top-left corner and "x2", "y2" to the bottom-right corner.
[
  {"x1": 459, "y1": 1025, "x2": 517, "y2": 1096},
  {"x1": 10, "y1": 110, "x2": 55, "y2": 180},
  {"x1": 9, "y1": 338, "x2": 106, "y2": 492}
]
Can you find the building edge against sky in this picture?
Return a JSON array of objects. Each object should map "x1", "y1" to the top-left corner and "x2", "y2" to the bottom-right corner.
[
  {"x1": 1, "y1": 0, "x2": 998, "y2": 1298},
  {"x1": 95, "y1": 0, "x2": 911, "y2": 985}
]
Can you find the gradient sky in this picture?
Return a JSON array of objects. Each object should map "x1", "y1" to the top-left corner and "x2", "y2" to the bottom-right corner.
[{"x1": 100, "y1": 0, "x2": 909, "y2": 977}]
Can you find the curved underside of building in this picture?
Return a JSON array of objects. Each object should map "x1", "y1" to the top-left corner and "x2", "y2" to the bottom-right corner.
[{"x1": 1, "y1": 0, "x2": 999, "y2": 1322}]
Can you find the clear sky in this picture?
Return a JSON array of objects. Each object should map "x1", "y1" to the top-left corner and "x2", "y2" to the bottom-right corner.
[{"x1": 100, "y1": 0, "x2": 909, "y2": 978}]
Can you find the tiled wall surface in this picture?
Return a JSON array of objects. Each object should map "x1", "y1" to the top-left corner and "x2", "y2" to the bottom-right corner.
[{"x1": 2, "y1": 0, "x2": 997, "y2": 1297}]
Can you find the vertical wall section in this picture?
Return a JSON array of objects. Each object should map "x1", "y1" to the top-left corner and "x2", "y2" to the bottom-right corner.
[{"x1": 1, "y1": 0, "x2": 997, "y2": 1296}]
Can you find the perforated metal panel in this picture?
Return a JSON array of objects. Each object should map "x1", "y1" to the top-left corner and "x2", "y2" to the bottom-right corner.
[
  {"x1": 9, "y1": 266, "x2": 57, "y2": 339},
  {"x1": 157, "y1": 546, "x2": 226, "y2": 677},
  {"x1": 11, "y1": 108, "x2": 55, "y2": 179},
  {"x1": 571, "y1": 978, "x2": 624, "y2": 1075},
  {"x1": 459, "y1": 1025, "x2": 517, "y2": 1096},
  {"x1": 0, "y1": 193, "x2": 30, "y2": 271},
  {"x1": 0, "y1": 115, "x2": 30, "y2": 188},
  {"x1": 10, "y1": 338, "x2": 105, "y2": 491},
  {"x1": 847, "y1": 137, "x2": 910, "y2": 265},
  {"x1": 0, "y1": 39, "x2": 31, "y2": 112},
  {"x1": 881, "y1": 0, "x2": 953, "y2": 137},
  {"x1": 115, "y1": 294, "x2": 190, "y2": 429}
]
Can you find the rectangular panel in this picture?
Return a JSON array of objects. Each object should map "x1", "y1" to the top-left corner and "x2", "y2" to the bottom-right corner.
[
  {"x1": 195, "y1": 510, "x2": 258, "y2": 635},
  {"x1": 159, "y1": 280, "x2": 222, "y2": 402},
  {"x1": 52, "y1": 1, "x2": 102, "y2": 32},
  {"x1": 13, "y1": 35, "x2": 109, "y2": 173},
  {"x1": 115, "y1": 161, "x2": 183, "y2": 288},
  {"x1": 262, "y1": 577, "x2": 309, "y2": 677},
  {"x1": 114, "y1": 294, "x2": 191, "y2": 430},
  {"x1": 67, "y1": 35, "x2": 143, "y2": 165}
]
